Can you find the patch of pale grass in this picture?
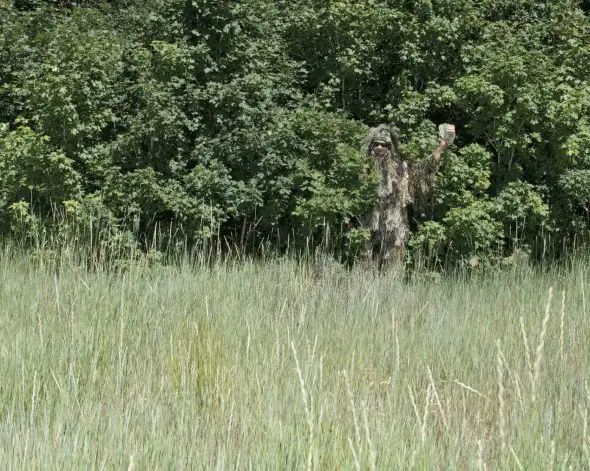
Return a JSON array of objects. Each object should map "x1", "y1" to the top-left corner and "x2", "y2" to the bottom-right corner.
[{"x1": 0, "y1": 253, "x2": 589, "y2": 468}]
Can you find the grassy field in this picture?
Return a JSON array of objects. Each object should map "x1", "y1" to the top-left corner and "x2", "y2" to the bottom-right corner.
[{"x1": 0, "y1": 250, "x2": 589, "y2": 469}]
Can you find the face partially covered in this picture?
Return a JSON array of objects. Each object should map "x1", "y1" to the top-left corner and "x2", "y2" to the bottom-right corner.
[
  {"x1": 370, "y1": 138, "x2": 392, "y2": 160},
  {"x1": 367, "y1": 125, "x2": 399, "y2": 163}
]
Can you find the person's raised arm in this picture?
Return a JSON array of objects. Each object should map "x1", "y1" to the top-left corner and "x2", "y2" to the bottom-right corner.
[
  {"x1": 431, "y1": 139, "x2": 449, "y2": 165},
  {"x1": 411, "y1": 124, "x2": 456, "y2": 206},
  {"x1": 430, "y1": 123, "x2": 455, "y2": 167}
]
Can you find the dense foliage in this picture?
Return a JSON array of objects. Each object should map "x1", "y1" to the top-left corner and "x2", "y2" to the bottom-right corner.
[{"x1": 1, "y1": 0, "x2": 589, "y2": 268}]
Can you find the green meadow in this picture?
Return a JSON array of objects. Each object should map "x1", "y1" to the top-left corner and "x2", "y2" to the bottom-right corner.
[{"x1": 1, "y1": 251, "x2": 589, "y2": 469}]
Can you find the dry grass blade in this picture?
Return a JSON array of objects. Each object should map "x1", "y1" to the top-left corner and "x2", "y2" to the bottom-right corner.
[
  {"x1": 428, "y1": 366, "x2": 448, "y2": 429},
  {"x1": 343, "y1": 369, "x2": 362, "y2": 460},
  {"x1": 560, "y1": 290, "x2": 566, "y2": 362},
  {"x1": 454, "y1": 379, "x2": 487, "y2": 399},
  {"x1": 520, "y1": 316, "x2": 533, "y2": 388},
  {"x1": 362, "y1": 401, "x2": 376, "y2": 471},
  {"x1": 408, "y1": 385, "x2": 422, "y2": 431},
  {"x1": 532, "y1": 287, "x2": 553, "y2": 403},
  {"x1": 497, "y1": 340, "x2": 506, "y2": 455},
  {"x1": 290, "y1": 340, "x2": 314, "y2": 471},
  {"x1": 509, "y1": 445, "x2": 524, "y2": 471}
]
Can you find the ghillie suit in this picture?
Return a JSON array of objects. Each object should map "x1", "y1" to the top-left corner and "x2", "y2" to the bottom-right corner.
[{"x1": 361, "y1": 124, "x2": 451, "y2": 272}]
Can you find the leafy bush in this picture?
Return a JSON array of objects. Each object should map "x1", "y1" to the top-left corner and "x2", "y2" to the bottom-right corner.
[{"x1": 1, "y1": 0, "x2": 589, "y2": 268}]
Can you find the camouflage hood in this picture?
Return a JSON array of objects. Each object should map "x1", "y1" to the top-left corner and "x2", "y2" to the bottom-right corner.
[{"x1": 366, "y1": 124, "x2": 401, "y2": 158}]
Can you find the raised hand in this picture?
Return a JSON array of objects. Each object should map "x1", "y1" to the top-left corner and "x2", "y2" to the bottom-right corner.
[{"x1": 438, "y1": 123, "x2": 456, "y2": 147}]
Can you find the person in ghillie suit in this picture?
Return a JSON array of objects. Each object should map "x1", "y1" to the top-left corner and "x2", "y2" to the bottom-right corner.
[{"x1": 360, "y1": 123, "x2": 454, "y2": 272}]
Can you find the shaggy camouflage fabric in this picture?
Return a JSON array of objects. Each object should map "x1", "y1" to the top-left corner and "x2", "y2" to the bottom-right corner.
[{"x1": 362, "y1": 125, "x2": 442, "y2": 272}]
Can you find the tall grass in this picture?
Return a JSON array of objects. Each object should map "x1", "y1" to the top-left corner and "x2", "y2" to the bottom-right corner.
[{"x1": 0, "y1": 247, "x2": 589, "y2": 469}]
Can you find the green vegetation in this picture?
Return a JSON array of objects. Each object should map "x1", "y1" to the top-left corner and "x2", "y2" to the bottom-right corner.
[
  {"x1": 1, "y1": 0, "x2": 590, "y2": 268},
  {"x1": 2, "y1": 2, "x2": 590, "y2": 467},
  {"x1": 0, "y1": 249, "x2": 588, "y2": 468}
]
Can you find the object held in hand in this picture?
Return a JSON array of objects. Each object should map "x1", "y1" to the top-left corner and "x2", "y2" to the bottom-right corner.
[{"x1": 438, "y1": 123, "x2": 456, "y2": 145}]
